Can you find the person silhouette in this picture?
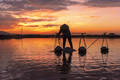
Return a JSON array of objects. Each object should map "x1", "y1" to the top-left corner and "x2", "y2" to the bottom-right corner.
[
  {"x1": 60, "y1": 51, "x2": 73, "y2": 74},
  {"x1": 57, "y1": 24, "x2": 73, "y2": 48}
]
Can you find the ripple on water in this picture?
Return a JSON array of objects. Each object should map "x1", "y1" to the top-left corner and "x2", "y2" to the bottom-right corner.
[{"x1": 0, "y1": 38, "x2": 120, "y2": 80}]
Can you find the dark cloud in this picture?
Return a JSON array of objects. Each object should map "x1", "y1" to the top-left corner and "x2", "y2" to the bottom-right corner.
[
  {"x1": 21, "y1": 24, "x2": 58, "y2": 28},
  {"x1": 0, "y1": 0, "x2": 79, "y2": 11},
  {"x1": 20, "y1": 24, "x2": 58, "y2": 28},
  {"x1": 27, "y1": 0, "x2": 79, "y2": 11},
  {"x1": 42, "y1": 24, "x2": 59, "y2": 28},
  {"x1": 25, "y1": 25, "x2": 39, "y2": 27},
  {"x1": 0, "y1": 0, "x2": 79, "y2": 29},
  {"x1": 18, "y1": 18, "x2": 57, "y2": 23},
  {"x1": 0, "y1": 13, "x2": 57, "y2": 29},
  {"x1": 0, "y1": 14, "x2": 19, "y2": 29},
  {"x1": 82, "y1": 0, "x2": 120, "y2": 7},
  {"x1": 0, "y1": 0, "x2": 37, "y2": 11}
]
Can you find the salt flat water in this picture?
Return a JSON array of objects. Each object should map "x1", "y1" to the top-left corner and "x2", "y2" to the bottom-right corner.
[{"x1": 0, "y1": 38, "x2": 120, "y2": 80}]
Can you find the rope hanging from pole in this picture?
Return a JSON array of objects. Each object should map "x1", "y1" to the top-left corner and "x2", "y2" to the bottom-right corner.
[
  {"x1": 106, "y1": 39, "x2": 108, "y2": 48},
  {"x1": 101, "y1": 32, "x2": 108, "y2": 47},
  {"x1": 54, "y1": 34, "x2": 62, "y2": 53},
  {"x1": 54, "y1": 34, "x2": 62, "y2": 49},
  {"x1": 79, "y1": 37, "x2": 81, "y2": 48},
  {"x1": 83, "y1": 36, "x2": 87, "y2": 48},
  {"x1": 101, "y1": 37, "x2": 104, "y2": 47},
  {"x1": 78, "y1": 33, "x2": 87, "y2": 56},
  {"x1": 54, "y1": 36, "x2": 57, "y2": 49},
  {"x1": 101, "y1": 32, "x2": 109, "y2": 54},
  {"x1": 78, "y1": 33, "x2": 87, "y2": 48}
]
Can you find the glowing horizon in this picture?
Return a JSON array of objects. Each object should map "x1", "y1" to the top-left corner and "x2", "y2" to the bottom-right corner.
[{"x1": 0, "y1": 0, "x2": 120, "y2": 34}]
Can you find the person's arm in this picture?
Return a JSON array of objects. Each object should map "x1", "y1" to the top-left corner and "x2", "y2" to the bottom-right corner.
[
  {"x1": 56, "y1": 28, "x2": 62, "y2": 36},
  {"x1": 58, "y1": 28, "x2": 62, "y2": 35}
]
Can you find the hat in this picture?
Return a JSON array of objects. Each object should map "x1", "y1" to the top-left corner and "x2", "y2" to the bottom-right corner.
[{"x1": 60, "y1": 24, "x2": 69, "y2": 30}]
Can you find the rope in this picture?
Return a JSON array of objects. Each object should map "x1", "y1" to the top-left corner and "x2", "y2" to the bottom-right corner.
[
  {"x1": 87, "y1": 37, "x2": 100, "y2": 50},
  {"x1": 79, "y1": 37, "x2": 81, "y2": 48},
  {"x1": 106, "y1": 39, "x2": 108, "y2": 48},
  {"x1": 54, "y1": 34, "x2": 62, "y2": 49},
  {"x1": 78, "y1": 33, "x2": 108, "y2": 50},
  {"x1": 54, "y1": 37, "x2": 57, "y2": 49},
  {"x1": 58, "y1": 37, "x2": 62, "y2": 47},
  {"x1": 101, "y1": 32, "x2": 109, "y2": 48},
  {"x1": 78, "y1": 34, "x2": 87, "y2": 48},
  {"x1": 83, "y1": 37, "x2": 87, "y2": 48},
  {"x1": 101, "y1": 35, "x2": 108, "y2": 48},
  {"x1": 58, "y1": 38, "x2": 60, "y2": 45},
  {"x1": 101, "y1": 37, "x2": 104, "y2": 47}
]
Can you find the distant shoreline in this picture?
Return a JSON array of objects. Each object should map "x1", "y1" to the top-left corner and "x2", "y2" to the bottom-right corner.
[{"x1": 0, "y1": 34, "x2": 120, "y2": 40}]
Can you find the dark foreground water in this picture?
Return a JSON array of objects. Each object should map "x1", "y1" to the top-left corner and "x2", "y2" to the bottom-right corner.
[{"x1": 0, "y1": 38, "x2": 120, "y2": 80}]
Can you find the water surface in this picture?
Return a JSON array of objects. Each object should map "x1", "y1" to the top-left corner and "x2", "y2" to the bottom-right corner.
[{"x1": 0, "y1": 38, "x2": 120, "y2": 80}]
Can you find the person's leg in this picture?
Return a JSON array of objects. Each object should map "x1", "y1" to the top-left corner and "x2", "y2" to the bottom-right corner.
[
  {"x1": 68, "y1": 36, "x2": 73, "y2": 48},
  {"x1": 63, "y1": 37, "x2": 66, "y2": 48}
]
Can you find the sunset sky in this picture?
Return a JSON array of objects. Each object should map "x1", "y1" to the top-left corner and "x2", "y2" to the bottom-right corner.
[{"x1": 0, "y1": 0, "x2": 120, "y2": 34}]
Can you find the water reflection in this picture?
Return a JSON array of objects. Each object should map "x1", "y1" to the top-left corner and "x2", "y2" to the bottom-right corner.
[
  {"x1": 0, "y1": 38, "x2": 120, "y2": 80},
  {"x1": 101, "y1": 49, "x2": 109, "y2": 74},
  {"x1": 54, "y1": 51, "x2": 62, "y2": 71},
  {"x1": 78, "y1": 51, "x2": 87, "y2": 71},
  {"x1": 54, "y1": 48, "x2": 73, "y2": 74},
  {"x1": 101, "y1": 51, "x2": 109, "y2": 64},
  {"x1": 60, "y1": 51, "x2": 73, "y2": 74}
]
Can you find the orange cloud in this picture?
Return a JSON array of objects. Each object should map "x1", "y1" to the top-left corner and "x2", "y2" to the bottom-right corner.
[{"x1": 83, "y1": 16, "x2": 100, "y2": 18}]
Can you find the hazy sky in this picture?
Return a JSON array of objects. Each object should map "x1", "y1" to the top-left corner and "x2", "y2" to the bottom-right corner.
[{"x1": 0, "y1": 0, "x2": 120, "y2": 34}]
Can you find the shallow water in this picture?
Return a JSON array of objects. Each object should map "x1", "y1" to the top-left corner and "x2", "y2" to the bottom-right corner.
[{"x1": 0, "y1": 38, "x2": 120, "y2": 80}]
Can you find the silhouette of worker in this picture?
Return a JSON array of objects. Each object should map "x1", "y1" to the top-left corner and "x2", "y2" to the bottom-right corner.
[
  {"x1": 57, "y1": 24, "x2": 73, "y2": 48},
  {"x1": 60, "y1": 51, "x2": 73, "y2": 74}
]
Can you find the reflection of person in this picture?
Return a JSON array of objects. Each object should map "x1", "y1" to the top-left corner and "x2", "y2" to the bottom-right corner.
[
  {"x1": 57, "y1": 24, "x2": 73, "y2": 48},
  {"x1": 60, "y1": 51, "x2": 72, "y2": 74}
]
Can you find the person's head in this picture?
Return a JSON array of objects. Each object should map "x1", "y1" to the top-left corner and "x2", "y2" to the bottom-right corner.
[
  {"x1": 62, "y1": 24, "x2": 68, "y2": 26},
  {"x1": 60, "y1": 24, "x2": 69, "y2": 30}
]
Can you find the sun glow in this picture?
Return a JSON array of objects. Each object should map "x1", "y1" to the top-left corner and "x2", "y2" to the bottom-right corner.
[{"x1": 1, "y1": 0, "x2": 120, "y2": 34}]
